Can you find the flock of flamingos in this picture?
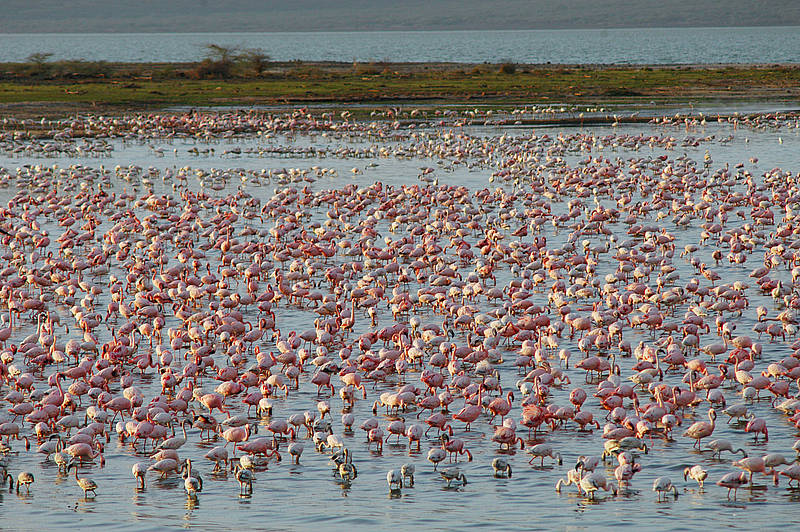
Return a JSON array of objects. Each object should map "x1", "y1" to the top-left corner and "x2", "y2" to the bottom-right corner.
[{"x1": 0, "y1": 108, "x2": 799, "y2": 515}]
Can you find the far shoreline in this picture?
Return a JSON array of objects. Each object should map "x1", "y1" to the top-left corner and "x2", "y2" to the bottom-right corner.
[
  {"x1": 0, "y1": 60, "x2": 798, "y2": 121},
  {"x1": 1, "y1": 24, "x2": 799, "y2": 34}
]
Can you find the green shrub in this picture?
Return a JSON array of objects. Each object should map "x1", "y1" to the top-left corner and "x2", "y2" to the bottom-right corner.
[{"x1": 499, "y1": 62, "x2": 517, "y2": 74}]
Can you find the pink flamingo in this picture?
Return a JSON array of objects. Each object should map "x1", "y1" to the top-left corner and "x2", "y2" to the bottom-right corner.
[
  {"x1": 487, "y1": 391, "x2": 514, "y2": 423},
  {"x1": 267, "y1": 419, "x2": 296, "y2": 442},
  {"x1": 221, "y1": 423, "x2": 256, "y2": 456},
  {"x1": 683, "y1": 408, "x2": 716, "y2": 448},
  {"x1": 440, "y1": 434, "x2": 473, "y2": 462},
  {"x1": 199, "y1": 392, "x2": 228, "y2": 414},
  {"x1": 368, "y1": 427, "x2": 384, "y2": 452},
  {"x1": 733, "y1": 456, "x2": 778, "y2": 485},
  {"x1": 64, "y1": 442, "x2": 104, "y2": 465},
  {"x1": 717, "y1": 471, "x2": 748, "y2": 499},
  {"x1": 779, "y1": 464, "x2": 800, "y2": 486},
  {"x1": 311, "y1": 370, "x2": 335, "y2": 396},
  {"x1": 424, "y1": 412, "x2": 454, "y2": 436},
  {"x1": 491, "y1": 425, "x2": 525, "y2": 450},
  {"x1": 405, "y1": 424, "x2": 424, "y2": 452},
  {"x1": 745, "y1": 417, "x2": 769, "y2": 441},
  {"x1": 452, "y1": 401, "x2": 482, "y2": 431},
  {"x1": 614, "y1": 462, "x2": 642, "y2": 488}
]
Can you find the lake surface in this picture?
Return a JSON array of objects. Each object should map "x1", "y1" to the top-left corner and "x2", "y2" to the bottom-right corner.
[
  {"x1": 0, "y1": 27, "x2": 798, "y2": 64},
  {"x1": 0, "y1": 107, "x2": 799, "y2": 530}
]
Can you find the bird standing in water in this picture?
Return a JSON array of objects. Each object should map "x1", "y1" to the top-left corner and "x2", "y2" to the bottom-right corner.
[
  {"x1": 387, "y1": 469, "x2": 403, "y2": 490},
  {"x1": 492, "y1": 457, "x2": 512, "y2": 478},
  {"x1": 68, "y1": 463, "x2": 98, "y2": 498},
  {"x1": 183, "y1": 459, "x2": 201, "y2": 497},
  {"x1": 439, "y1": 467, "x2": 467, "y2": 487},
  {"x1": 652, "y1": 477, "x2": 678, "y2": 501},
  {"x1": 15, "y1": 471, "x2": 34, "y2": 493},
  {"x1": 684, "y1": 465, "x2": 708, "y2": 490}
]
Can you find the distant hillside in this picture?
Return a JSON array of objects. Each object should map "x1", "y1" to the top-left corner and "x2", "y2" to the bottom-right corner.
[{"x1": 2, "y1": 0, "x2": 799, "y2": 33}]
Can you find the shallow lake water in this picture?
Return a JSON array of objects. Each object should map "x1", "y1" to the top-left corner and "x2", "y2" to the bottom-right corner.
[
  {"x1": 0, "y1": 110, "x2": 799, "y2": 530},
  {"x1": 1, "y1": 27, "x2": 799, "y2": 64}
]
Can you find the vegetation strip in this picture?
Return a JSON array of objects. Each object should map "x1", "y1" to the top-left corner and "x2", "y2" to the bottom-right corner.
[{"x1": 0, "y1": 57, "x2": 798, "y2": 108}]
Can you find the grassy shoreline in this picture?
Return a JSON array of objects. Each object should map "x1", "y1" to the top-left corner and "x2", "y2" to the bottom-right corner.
[{"x1": 0, "y1": 61, "x2": 799, "y2": 118}]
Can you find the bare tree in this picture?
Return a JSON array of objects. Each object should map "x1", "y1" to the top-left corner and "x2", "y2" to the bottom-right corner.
[
  {"x1": 24, "y1": 52, "x2": 54, "y2": 76},
  {"x1": 238, "y1": 48, "x2": 271, "y2": 76},
  {"x1": 204, "y1": 44, "x2": 238, "y2": 63}
]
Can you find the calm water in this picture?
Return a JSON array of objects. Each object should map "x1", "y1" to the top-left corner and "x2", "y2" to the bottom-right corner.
[
  {"x1": 0, "y1": 27, "x2": 798, "y2": 64},
  {"x1": 0, "y1": 110, "x2": 799, "y2": 530}
]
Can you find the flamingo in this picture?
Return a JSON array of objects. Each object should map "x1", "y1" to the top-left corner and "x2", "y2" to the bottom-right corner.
[
  {"x1": 15, "y1": 471, "x2": 34, "y2": 493},
  {"x1": 580, "y1": 471, "x2": 617, "y2": 499},
  {"x1": 779, "y1": 464, "x2": 800, "y2": 486},
  {"x1": 452, "y1": 401, "x2": 482, "y2": 431},
  {"x1": 233, "y1": 464, "x2": 255, "y2": 495},
  {"x1": 526, "y1": 443, "x2": 563, "y2": 466},
  {"x1": 64, "y1": 442, "x2": 104, "y2": 465},
  {"x1": 440, "y1": 433, "x2": 473, "y2": 462},
  {"x1": 405, "y1": 423, "x2": 424, "y2": 452},
  {"x1": 683, "y1": 408, "x2": 716, "y2": 448},
  {"x1": 683, "y1": 465, "x2": 708, "y2": 489},
  {"x1": 157, "y1": 419, "x2": 192, "y2": 451},
  {"x1": 652, "y1": 477, "x2": 678, "y2": 501},
  {"x1": 204, "y1": 446, "x2": 229, "y2": 472},
  {"x1": 555, "y1": 468, "x2": 584, "y2": 494},
  {"x1": 704, "y1": 439, "x2": 747, "y2": 459},
  {"x1": 132, "y1": 462, "x2": 148, "y2": 489},
  {"x1": 69, "y1": 463, "x2": 98, "y2": 498},
  {"x1": 439, "y1": 467, "x2": 467, "y2": 487},
  {"x1": 338, "y1": 460, "x2": 358, "y2": 483},
  {"x1": 717, "y1": 471, "x2": 748, "y2": 499},
  {"x1": 427, "y1": 447, "x2": 447, "y2": 470},
  {"x1": 745, "y1": 417, "x2": 769, "y2": 442},
  {"x1": 221, "y1": 423, "x2": 256, "y2": 456},
  {"x1": 733, "y1": 456, "x2": 778, "y2": 485},
  {"x1": 401, "y1": 464, "x2": 415, "y2": 486},
  {"x1": 148, "y1": 458, "x2": 180, "y2": 478},
  {"x1": 183, "y1": 459, "x2": 202, "y2": 497},
  {"x1": 492, "y1": 457, "x2": 512, "y2": 478},
  {"x1": 614, "y1": 462, "x2": 642, "y2": 487},
  {"x1": 491, "y1": 425, "x2": 524, "y2": 450},
  {"x1": 387, "y1": 469, "x2": 403, "y2": 490},
  {"x1": 288, "y1": 442, "x2": 304, "y2": 464},
  {"x1": 487, "y1": 391, "x2": 514, "y2": 423}
]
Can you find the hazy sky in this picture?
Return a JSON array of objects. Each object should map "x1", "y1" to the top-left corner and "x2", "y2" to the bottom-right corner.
[{"x1": 2, "y1": 0, "x2": 798, "y2": 32}]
